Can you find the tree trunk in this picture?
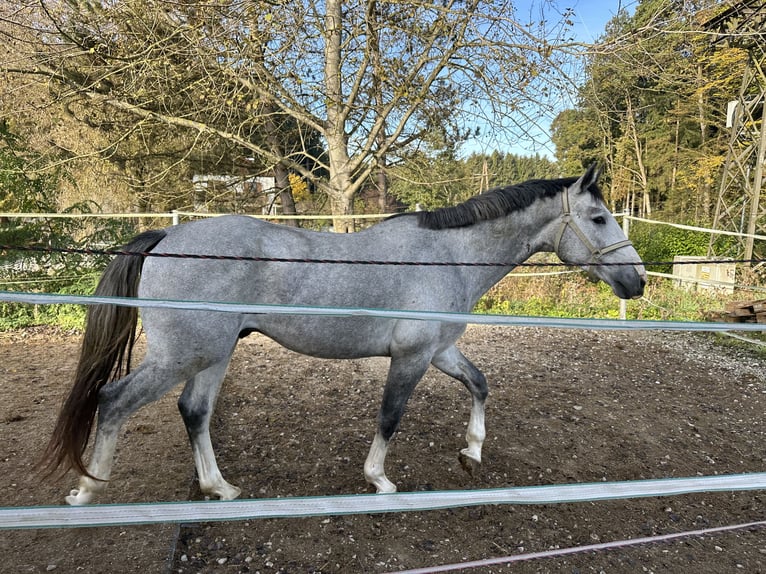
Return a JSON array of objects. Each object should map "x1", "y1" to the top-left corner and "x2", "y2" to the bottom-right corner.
[
  {"x1": 325, "y1": 132, "x2": 355, "y2": 232},
  {"x1": 262, "y1": 100, "x2": 299, "y2": 227},
  {"x1": 329, "y1": 188, "x2": 355, "y2": 233},
  {"x1": 626, "y1": 94, "x2": 650, "y2": 216},
  {"x1": 377, "y1": 160, "x2": 388, "y2": 213},
  {"x1": 671, "y1": 116, "x2": 679, "y2": 192},
  {"x1": 324, "y1": 0, "x2": 355, "y2": 232},
  {"x1": 369, "y1": 0, "x2": 389, "y2": 215},
  {"x1": 274, "y1": 161, "x2": 298, "y2": 227},
  {"x1": 696, "y1": 63, "x2": 710, "y2": 222}
]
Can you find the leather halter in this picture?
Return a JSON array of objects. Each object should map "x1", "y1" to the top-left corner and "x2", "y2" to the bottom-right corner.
[{"x1": 553, "y1": 187, "x2": 634, "y2": 264}]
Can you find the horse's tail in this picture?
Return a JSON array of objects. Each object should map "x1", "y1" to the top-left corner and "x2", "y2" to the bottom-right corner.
[{"x1": 41, "y1": 229, "x2": 167, "y2": 479}]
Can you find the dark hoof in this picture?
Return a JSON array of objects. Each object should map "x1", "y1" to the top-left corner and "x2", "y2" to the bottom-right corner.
[{"x1": 458, "y1": 452, "x2": 481, "y2": 477}]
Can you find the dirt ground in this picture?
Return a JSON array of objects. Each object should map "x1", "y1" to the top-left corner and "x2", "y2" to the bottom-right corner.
[{"x1": 1, "y1": 325, "x2": 765, "y2": 573}]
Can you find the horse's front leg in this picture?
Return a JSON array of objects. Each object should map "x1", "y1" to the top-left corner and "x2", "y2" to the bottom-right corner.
[
  {"x1": 431, "y1": 345, "x2": 488, "y2": 475},
  {"x1": 460, "y1": 395, "x2": 486, "y2": 474},
  {"x1": 364, "y1": 351, "x2": 431, "y2": 493}
]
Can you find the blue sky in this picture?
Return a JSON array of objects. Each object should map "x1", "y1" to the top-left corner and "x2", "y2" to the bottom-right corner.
[
  {"x1": 459, "y1": 1, "x2": 638, "y2": 159},
  {"x1": 567, "y1": 0, "x2": 635, "y2": 42}
]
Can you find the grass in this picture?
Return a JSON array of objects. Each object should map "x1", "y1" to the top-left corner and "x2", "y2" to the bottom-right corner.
[
  {"x1": 474, "y1": 271, "x2": 758, "y2": 323},
  {"x1": 0, "y1": 274, "x2": 98, "y2": 331}
]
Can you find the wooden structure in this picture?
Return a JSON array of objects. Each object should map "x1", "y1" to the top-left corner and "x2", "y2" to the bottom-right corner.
[
  {"x1": 707, "y1": 0, "x2": 766, "y2": 261},
  {"x1": 714, "y1": 299, "x2": 766, "y2": 323}
]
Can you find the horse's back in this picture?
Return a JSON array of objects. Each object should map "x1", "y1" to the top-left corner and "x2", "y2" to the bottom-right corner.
[{"x1": 139, "y1": 214, "x2": 454, "y2": 302}]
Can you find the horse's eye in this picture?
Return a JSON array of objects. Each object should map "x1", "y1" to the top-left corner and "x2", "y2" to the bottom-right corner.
[{"x1": 592, "y1": 216, "x2": 606, "y2": 225}]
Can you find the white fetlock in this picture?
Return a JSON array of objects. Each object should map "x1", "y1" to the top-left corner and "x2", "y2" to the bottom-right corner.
[
  {"x1": 460, "y1": 444, "x2": 482, "y2": 464},
  {"x1": 364, "y1": 466, "x2": 398, "y2": 494},
  {"x1": 371, "y1": 476, "x2": 397, "y2": 494},
  {"x1": 364, "y1": 433, "x2": 396, "y2": 493},
  {"x1": 460, "y1": 396, "x2": 485, "y2": 477}
]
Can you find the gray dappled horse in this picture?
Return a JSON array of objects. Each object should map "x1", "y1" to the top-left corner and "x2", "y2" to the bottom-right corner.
[{"x1": 43, "y1": 164, "x2": 646, "y2": 504}]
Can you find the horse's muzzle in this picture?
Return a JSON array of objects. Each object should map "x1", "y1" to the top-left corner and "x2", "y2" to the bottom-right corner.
[{"x1": 590, "y1": 263, "x2": 646, "y2": 300}]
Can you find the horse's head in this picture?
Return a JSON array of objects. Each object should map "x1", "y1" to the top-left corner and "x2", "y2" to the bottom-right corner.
[{"x1": 553, "y1": 164, "x2": 646, "y2": 300}]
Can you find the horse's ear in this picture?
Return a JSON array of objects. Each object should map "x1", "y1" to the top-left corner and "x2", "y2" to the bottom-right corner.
[{"x1": 574, "y1": 163, "x2": 601, "y2": 193}]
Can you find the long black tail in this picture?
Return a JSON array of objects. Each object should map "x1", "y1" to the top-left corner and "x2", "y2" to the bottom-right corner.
[{"x1": 41, "y1": 229, "x2": 167, "y2": 478}]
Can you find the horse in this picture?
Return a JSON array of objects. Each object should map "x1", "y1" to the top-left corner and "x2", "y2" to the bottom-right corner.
[{"x1": 42, "y1": 164, "x2": 646, "y2": 504}]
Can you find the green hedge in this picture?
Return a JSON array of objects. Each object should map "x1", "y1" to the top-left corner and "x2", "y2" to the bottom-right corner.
[{"x1": 628, "y1": 221, "x2": 710, "y2": 273}]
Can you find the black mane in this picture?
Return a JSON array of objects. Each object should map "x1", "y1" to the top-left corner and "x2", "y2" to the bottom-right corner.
[{"x1": 412, "y1": 176, "x2": 604, "y2": 230}]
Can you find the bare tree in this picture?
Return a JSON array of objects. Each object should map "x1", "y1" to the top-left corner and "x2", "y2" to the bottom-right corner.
[{"x1": 4, "y1": 0, "x2": 575, "y2": 230}]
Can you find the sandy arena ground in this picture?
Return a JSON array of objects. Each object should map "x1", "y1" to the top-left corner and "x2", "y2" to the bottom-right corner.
[{"x1": 1, "y1": 325, "x2": 765, "y2": 573}]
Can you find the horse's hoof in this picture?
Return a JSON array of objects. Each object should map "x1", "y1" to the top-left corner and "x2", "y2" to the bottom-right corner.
[
  {"x1": 458, "y1": 450, "x2": 481, "y2": 477},
  {"x1": 201, "y1": 481, "x2": 242, "y2": 501},
  {"x1": 217, "y1": 484, "x2": 241, "y2": 501},
  {"x1": 376, "y1": 483, "x2": 397, "y2": 494},
  {"x1": 369, "y1": 477, "x2": 396, "y2": 494},
  {"x1": 65, "y1": 488, "x2": 93, "y2": 506}
]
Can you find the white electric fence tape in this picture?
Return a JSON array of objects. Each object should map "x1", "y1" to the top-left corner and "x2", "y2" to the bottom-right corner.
[
  {"x1": 2, "y1": 473, "x2": 765, "y2": 530},
  {"x1": 2, "y1": 290, "x2": 766, "y2": 332}
]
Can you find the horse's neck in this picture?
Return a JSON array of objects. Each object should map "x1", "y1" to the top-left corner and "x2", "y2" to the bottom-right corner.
[
  {"x1": 440, "y1": 205, "x2": 559, "y2": 298},
  {"x1": 452, "y1": 205, "x2": 555, "y2": 270}
]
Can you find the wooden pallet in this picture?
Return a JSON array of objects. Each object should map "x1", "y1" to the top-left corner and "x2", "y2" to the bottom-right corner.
[{"x1": 719, "y1": 299, "x2": 766, "y2": 323}]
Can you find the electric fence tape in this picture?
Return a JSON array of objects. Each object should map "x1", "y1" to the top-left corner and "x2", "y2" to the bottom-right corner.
[
  {"x1": 388, "y1": 519, "x2": 766, "y2": 573},
  {"x1": 2, "y1": 473, "x2": 765, "y2": 530},
  {"x1": 2, "y1": 290, "x2": 766, "y2": 333}
]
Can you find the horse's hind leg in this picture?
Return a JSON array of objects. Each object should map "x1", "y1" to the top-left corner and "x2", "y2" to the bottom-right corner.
[
  {"x1": 66, "y1": 363, "x2": 186, "y2": 505},
  {"x1": 177, "y1": 357, "x2": 241, "y2": 500},
  {"x1": 431, "y1": 345, "x2": 488, "y2": 476},
  {"x1": 364, "y1": 350, "x2": 432, "y2": 493}
]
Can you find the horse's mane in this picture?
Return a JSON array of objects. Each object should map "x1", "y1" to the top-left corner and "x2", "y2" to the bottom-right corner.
[{"x1": 401, "y1": 176, "x2": 604, "y2": 230}]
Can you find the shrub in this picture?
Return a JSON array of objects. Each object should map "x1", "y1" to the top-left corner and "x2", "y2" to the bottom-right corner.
[{"x1": 628, "y1": 221, "x2": 710, "y2": 273}]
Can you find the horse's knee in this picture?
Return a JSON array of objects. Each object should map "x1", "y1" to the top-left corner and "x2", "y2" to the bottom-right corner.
[
  {"x1": 475, "y1": 384, "x2": 489, "y2": 403},
  {"x1": 455, "y1": 366, "x2": 488, "y2": 404},
  {"x1": 378, "y1": 411, "x2": 402, "y2": 441},
  {"x1": 432, "y1": 347, "x2": 488, "y2": 400},
  {"x1": 177, "y1": 395, "x2": 209, "y2": 433}
]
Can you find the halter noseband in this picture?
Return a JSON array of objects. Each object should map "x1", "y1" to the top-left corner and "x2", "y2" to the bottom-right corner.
[{"x1": 553, "y1": 187, "x2": 633, "y2": 264}]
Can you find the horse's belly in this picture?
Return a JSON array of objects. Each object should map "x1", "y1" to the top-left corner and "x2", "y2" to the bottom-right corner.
[{"x1": 249, "y1": 315, "x2": 394, "y2": 359}]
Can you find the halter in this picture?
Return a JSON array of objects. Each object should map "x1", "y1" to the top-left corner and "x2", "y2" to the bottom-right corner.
[{"x1": 553, "y1": 187, "x2": 634, "y2": 264}]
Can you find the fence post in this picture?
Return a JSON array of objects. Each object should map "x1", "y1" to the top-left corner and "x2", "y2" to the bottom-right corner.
[
  {"x1": 620, "y1": 213, "x2": 630, "y2": 320},
  {"x1": 172, "y1": 211, "x2": 180, "y2": 226}
]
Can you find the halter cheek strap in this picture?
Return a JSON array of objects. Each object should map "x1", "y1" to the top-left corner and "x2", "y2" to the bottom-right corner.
[{"x1": 553, "y1": 188, "x2": 634, "y2": 264}]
